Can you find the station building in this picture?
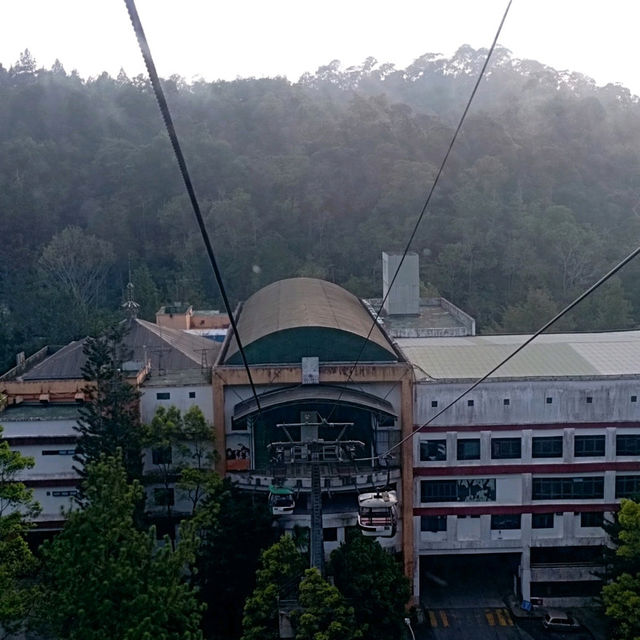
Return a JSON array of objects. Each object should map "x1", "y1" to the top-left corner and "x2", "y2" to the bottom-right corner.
[{"x1": 2, "y1": 268, "x2": 640, "y2": 607}]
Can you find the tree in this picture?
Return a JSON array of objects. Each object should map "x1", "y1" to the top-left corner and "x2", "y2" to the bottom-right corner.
[
  {"x1": 38, "y1": 226, "x2": 115, "y2": 324},
  {"x1": 602, "y1": 499, "x2": 640, "y2": 640},
  {"x1": 38, "y1": 454, "x2": 204, "y2": 640},
  {"x1": 144, "y1": 405, "x2": 218, "y2": 543},
  {"x1": 292, "y1": 568, "x2": 360, "y2": 640},
  {"x1": 241, "y1": 535, "x2": 305, "y2": 640},
  {"x1": 0, "y1": 426, "x2": 40, "y2": 639},
  {"x1": 193, "y1": 479, "x2": 274, "y2": 639},
  {"x1": 74, "y1": 323, "x2": 143, "y2": 484},
  {"x1": 330, "y1": 530, "x2": 410, "y2": 640}
]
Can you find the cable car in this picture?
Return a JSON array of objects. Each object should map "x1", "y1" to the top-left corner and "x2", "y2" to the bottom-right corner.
[
  {"x1": 357, "y1": 490, "x2": 398, "y2": 537},
  {"x1": 268, "y1": 485, "x2": 295, "y2": 515}
]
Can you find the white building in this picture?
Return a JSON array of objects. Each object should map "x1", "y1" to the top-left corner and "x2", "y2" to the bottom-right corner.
[{"x1": 402, "y1": 332, "x2": 640, "y2": 606}]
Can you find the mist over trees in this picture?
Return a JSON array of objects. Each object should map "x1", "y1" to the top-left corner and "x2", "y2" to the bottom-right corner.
[{"x1": 2, "y1": 45, "x2": 640, "y2": 369}]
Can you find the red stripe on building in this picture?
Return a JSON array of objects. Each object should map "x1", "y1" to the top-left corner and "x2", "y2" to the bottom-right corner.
[
  {"x1": 413, "y1": 421, "x2": 640, "y2": 433},
  {"x1": 414, "y1": 461, "x2": 640, "y2": 476},
  {"x1": 413, "y1": 503, "x2": 619, "y2": 517}
]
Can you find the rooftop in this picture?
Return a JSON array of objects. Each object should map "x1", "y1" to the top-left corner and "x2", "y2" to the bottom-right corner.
[
  {"x1": 367, "y1": 297, "x2": 475, "y2": 338},
  {"x1": 398, "y1": 330, "x2": 640, "y2": 381},
  {"x1": 2, "y1": 318, "x2": 220, "y2": 382},
  {"x1": 0, "y1": 403, "x2": 81, "y2": 422},
  {"x1": 224, "y1": 278, "x2": 399, "y2": 365}
]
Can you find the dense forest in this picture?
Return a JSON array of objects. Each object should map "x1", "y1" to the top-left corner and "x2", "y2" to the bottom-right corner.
[{"x1": 2, "y1": 45, "x2": 640, "y2": 371}]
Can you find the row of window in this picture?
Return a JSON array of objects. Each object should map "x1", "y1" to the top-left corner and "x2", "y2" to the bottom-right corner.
[
  {"x1": 428, "y1": 395, "x2": 640, "y2": 408},
  {"x1": 156, "y1": 391, "x2": 197, "y2": 400},
  {"x1": 420, "y1": 511, "x2": 605, "y2": 532},
  {"x1": 420, "y1": 434, "x2": 640, "y2": 462},
  {"x1": 42, "y1": 449, "x2": 75, "y2": 456},
  {"x1": 420, "y1": 475, "x2": 640, "y2": 502}
]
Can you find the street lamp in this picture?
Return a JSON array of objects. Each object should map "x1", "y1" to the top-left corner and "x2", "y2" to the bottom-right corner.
[{"x1": 404, "y1": 617, "x2": 416, "y2": 640}]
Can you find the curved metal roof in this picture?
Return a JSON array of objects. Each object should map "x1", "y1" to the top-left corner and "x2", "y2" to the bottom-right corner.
[
  {"x1": 224, "y1": 278, "x2": 398, "y2": 365},
  {"x1": 232, "y1": 384, "x2": 396, "y2": 420}
]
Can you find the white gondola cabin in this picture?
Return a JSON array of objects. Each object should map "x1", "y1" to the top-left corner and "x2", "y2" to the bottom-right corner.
[
  {"x1": 269, "y1": 486, "x2": 295, "y2": 515},
  {"x1": 357, "y1": 490, "x2": 398, "y2": 537}
]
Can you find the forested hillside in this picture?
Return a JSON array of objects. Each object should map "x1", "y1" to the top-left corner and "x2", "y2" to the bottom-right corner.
[{"x1": 2, "y1": 46, "x2": 640, "y2": 371}]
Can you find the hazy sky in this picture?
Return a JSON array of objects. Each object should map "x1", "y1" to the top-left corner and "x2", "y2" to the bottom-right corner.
[{"x1": 3, "y1": 1, "x2": 640, "y2": 94}]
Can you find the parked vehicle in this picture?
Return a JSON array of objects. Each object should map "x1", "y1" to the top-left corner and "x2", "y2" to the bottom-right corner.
[{"x1": 542, "y1": 611, "x2": 581, "y2": 632}]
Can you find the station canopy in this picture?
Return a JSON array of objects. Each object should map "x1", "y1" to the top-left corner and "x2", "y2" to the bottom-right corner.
[{"x1": 224, "y1": 278, "x2": 398, "y2": 365}]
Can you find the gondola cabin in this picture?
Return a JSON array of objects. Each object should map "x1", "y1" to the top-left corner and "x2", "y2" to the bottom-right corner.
[
  {"x1": 357, "y1": 490, "x2": 398, "y2": 537},
  {"x1": 269, "y1": 486, "x2": 295, "y2": 515}
]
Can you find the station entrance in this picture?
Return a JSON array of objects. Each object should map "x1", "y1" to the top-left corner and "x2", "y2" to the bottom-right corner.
[{"x1": 420, "y1": 552, "x2": 520, "y2": 608}]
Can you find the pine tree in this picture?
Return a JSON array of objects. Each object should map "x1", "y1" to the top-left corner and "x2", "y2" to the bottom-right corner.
[
  {"x1": 74, "y1": 323, "x2": 143, "y2": 484},
  {"x1": 38, "y1": 454, "x2": 204, "y2": 640}
]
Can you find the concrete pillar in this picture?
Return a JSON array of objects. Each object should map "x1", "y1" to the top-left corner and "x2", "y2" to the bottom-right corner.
[
  {"x1": 564, "y1": 428, "x2": 574, "y2": 463},
  {"x1": 447, "y1": 514, "x2": 458, "y2": 543},
  {"x1": 480, "y1": 514, "x2": 491, "y2": 541},
  {"x1": 520, "y1": 546, "x2": 531, "y2": 601},
  {"x1": 401, "y1": 373, "x2": 416, "y2": 600},
  {"x1": 480, "y1": 431, "x2": 491, "y2": 463},
  {"x1": 212, "y1": 370, "x2": 226, "y2": 474},
  {"x1": 522, "y1": 473, "x2": 533, "y2": 504},
  {"x1": 606, "y1": 428, "x2": 616, "y2": 462},
  {"x1": 522, "y1": 429, "x2": 533, "y2": 462},
  {"x1": 604, "y1": 470, "x2": 617, "y2": 502},
  {"x1": 446, "y1": 432, "x2": 456, "y2": 466},
  {"x1": 563, "y1": 511, "x2": 575, "y2": 538}
]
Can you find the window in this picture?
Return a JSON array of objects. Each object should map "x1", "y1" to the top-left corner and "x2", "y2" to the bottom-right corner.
[
  {"x1": 189, "y1": 391, "x2": 196, "y2": 399},
  {"x1": 52, "y1": 490, "x2": 77, "y2": 497},
  {"x1": 503, "y1": 398, "x2": 510, "y2": 406},
  {"x1": 632, "y1": 395, "x2": 638, "y2": 403},
  {"x1": 586, "y1": 396, "x2": 593, "y2": 404},
  {"x1": 532, "y1": 513, "x2": 554, "y2": 529},
  {"x1": 420, "y1": 440, "x2": 446, "y2": 462},
  {"x1": 42, "y1": 449, "x2": 75, "y2": 456},
  {"x1": 154, "y1": 488, "x2": 174, "y2": 506},
  {"x1": 546, "y1": 397, "x2": 553, "y2": 404},
  {"x1": 421, "y1": 479, "x2": 496, "y2": 503},
  {"x1": 421, "y1": 480, "x2": 457, "y2": 503},
  {"x1": 152, "y1": 446, "x2": 172, "y2": 465},
  {"x1": 457, "y1": 439, "x2": 480, "y2": 461},
  {"x1": 580, "y1": 512, "x2": 604, "y2": 528},
  {"x1": 431, "y1": 400, "x2": 438, "y2": 408},
  {"x1": 323, "y1": 527, "x2": 338, "y2": 542},
  {"x1": 491, "y1": 438, "x2": 521, "y2": 460},
  {"x1": 617, "y1": 434, "x2": 640, "y2": 456},
  {"x1": 532, "y1": 436, "x2": 563, "y2": 458},
  {"x1": 616, "y1": 475, "x2": 640, "y2": 498},
  {"x1": 491, "y1": 514, "x2": 521, "y2": 530},
  {"x1": 467, "y1": 399, "x2": 474, "y2": 407},
  {"x1": 421, "y1": 516, "x2": 447, "y2": 532},
  {"x1": 532, "y1": 477, "x2": 604, "y2": 500},
  {"x1": 156, "y1": 392, "x2": 170, "y2": 400},
  {"x1": 575, "y1": 435, "x2": 605, "y2": 457}
]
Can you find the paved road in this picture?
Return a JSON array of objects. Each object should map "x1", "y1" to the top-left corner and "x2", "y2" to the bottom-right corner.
[{"x1": 417, "y1": 607, "x2": 524, "y2": 640}]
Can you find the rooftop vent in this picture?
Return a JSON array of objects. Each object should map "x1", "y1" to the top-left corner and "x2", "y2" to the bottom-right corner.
[{"x1": 382, "y1": 251, "x2": 419, "y2": 316}]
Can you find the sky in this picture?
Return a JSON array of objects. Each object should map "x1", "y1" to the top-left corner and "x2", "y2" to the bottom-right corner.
[{"x1": 2, "y1": 0, "x2": 640, "y2": 95}]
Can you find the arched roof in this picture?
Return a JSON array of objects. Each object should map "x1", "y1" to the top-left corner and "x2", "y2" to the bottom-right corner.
[{"x1": 224, "y1": 278, "x2": 398, "y2": 365}]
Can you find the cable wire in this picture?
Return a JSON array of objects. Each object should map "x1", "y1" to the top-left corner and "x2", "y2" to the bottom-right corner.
[
  {"x1": 356, "y1": 242, "x2": 640, "y2": 461},
  {"x1": 123, "y1": 0, "x2": 261, "y2": 411},
  {"x1": 326, "y1": 0, "x2": 513, "y2": 421}
]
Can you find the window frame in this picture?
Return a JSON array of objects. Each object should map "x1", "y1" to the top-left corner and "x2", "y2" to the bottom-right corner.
[{"x1": 491, "y1": 437, "x2": 522, "y2": 460}]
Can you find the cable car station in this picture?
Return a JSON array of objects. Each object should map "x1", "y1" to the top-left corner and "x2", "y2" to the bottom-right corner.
[{"x1": 212, "y1": 277, "x2": 414, "y2": 574}]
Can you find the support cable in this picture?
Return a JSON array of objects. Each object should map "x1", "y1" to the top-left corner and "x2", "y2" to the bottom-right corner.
[
  {"x1": 123, "y1": 0, "x2": 261, "y2": 411},
  {"x1": 356, "y1": 242, "x2": 640, "y2": 461},
  {"x1": 326, "y1": 0, "x2": 512, "y2": 421}
]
